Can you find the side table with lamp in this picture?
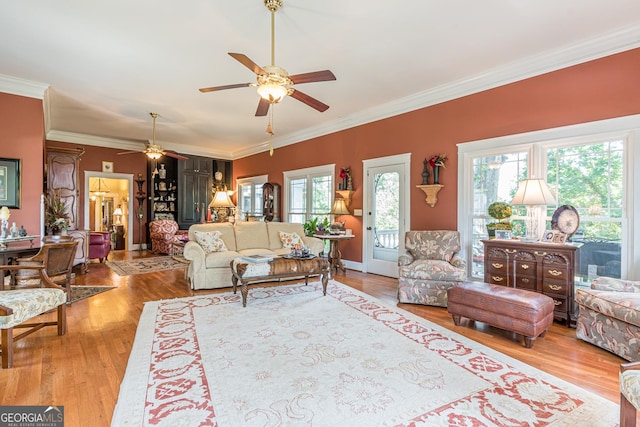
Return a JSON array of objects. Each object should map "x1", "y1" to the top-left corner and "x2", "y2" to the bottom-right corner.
[{"x1": 314, "y1": 196, "x2": 354, "y2": 275}]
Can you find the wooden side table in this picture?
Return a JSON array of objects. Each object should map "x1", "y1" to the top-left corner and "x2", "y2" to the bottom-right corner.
[{"x1": 314, "y1": 234, "x2": 355, "y2": 275}]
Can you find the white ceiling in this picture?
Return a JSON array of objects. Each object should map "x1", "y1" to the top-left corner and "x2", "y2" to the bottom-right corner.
[{"x1": 1, "y1": 1, "x2": 639, "y2": 160}]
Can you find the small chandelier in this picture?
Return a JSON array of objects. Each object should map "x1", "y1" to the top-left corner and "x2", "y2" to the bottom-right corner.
[{"x1": 90, "y1": 178, "x2": 110, "y2": 196}]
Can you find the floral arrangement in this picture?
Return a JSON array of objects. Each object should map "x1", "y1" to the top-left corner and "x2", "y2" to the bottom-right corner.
[
  {"x1": 428, "y1": 154, "x2": 447, "y2": 169},
  {"x1": 339, "y1": 167, "x2": 353, "y2": 190},
  {"x1": 45, "y1": 191, "x2": 70, "y2": 233}
]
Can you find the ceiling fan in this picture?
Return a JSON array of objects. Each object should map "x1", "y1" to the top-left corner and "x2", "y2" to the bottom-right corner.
[
  {"x1": 199, "y1": 0, "x2": 336, "y2": 117},
  {"x1": 118, "y1": 113, "x2": 188, "y2": 161}
]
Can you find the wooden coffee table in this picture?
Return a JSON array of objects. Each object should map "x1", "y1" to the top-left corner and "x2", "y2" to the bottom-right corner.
[{"x1": 231, "y1": 256, "x2": 330, "y2": 307}]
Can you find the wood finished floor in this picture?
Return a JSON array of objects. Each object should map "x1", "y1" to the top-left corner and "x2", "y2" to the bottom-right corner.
[{"x1": 0, "y1": 249, "x2": 627, "y2": 426}]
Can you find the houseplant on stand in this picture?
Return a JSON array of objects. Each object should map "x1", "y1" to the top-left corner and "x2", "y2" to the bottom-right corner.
[{"x1": 486, "y1": 201, "x2": 512, "y2": 239}]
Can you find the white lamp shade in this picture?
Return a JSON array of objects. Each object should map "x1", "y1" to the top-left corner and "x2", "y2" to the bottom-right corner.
[
  {"x1": 511, "y1": 179, "x2": 556, "y2": 206},
  {"x1": 329, "y1": 198, "x2": 350, "y2": 216},
  {"x1": 210, "y1": 191, "x2": 235, "y2": 208}
]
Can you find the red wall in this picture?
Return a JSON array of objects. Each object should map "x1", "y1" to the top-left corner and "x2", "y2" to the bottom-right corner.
[
  {"x1": 0, "y1": 92, "x2": 44, "y2": 241},
  {"x1": 45, "y1": 141, "x2": 149, "y2": 245},
  {"x1": 233, "y1": 48, "x2": 640, "y2": 263}
]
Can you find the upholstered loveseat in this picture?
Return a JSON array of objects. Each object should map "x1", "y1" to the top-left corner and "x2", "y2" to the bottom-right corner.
[
  {"x1": 183, "y1": 221, "x2": 324, "y2": 290},
  {"x1": 576, "y1": 277, "x2": 640, "y2": 361},
  {"x1": 397, "y1": 230, "x2": 467, "y2": 307}
]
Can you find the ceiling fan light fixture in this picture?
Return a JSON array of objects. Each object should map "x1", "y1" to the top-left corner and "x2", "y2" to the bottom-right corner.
[{"x1": 257, "y1": 83, "x2": 288, "y2": 103}]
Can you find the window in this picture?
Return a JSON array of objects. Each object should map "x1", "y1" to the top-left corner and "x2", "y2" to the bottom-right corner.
[
  {"x1": 236, "y1": 175, "x2": 267, "y2": 220},
  {"x1": 545, "y1": 139, "x2": 624, "y2": 282},
  {"x1": 458, "y1": 116, "x2": 640, "y2": 281},
  {"x1": 283, "y1": 164, "x2": 334, "y2": 225}
]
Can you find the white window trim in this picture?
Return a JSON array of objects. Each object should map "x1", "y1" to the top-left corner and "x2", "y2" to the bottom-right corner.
[
  {"x1": 283, "y1": 164, "x2": 335, "y2": 222},
  {"x1": 236, "y1": 174, "x2": 268, "y2": 217},
  {"x1": 457, "y1": 114, "x2": 640, "y2": 280}
]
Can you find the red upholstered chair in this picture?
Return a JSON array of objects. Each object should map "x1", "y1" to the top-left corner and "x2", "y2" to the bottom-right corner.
[
  {"x1": 89, "y1": 231, "x2": 111, "y2": 262},
  {"x1": 149, "y1": 220, "x2": 186, "y2": 254}
]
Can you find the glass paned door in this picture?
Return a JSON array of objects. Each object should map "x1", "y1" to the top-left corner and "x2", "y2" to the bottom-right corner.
[{"x1": 365, "y1": 163, "x2": 405, "y2": 277}]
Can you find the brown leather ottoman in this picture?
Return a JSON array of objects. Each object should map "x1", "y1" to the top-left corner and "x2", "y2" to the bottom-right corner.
[{"x1": 447, "y1": 281, "x2": 555, "y2": 348}]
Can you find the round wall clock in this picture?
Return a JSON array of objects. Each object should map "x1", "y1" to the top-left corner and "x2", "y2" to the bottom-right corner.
[{"x1": 551, "y1": 205, "x2": 580, "y2": 237}]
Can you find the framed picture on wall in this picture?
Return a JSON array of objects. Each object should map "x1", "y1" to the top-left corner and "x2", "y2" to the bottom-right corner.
[
  {"x1": 102, "y1": 161, "x2": 114, "y2": 173},
  {"x1": 0, "y1": 157, "x2": 21, "y2": 208}
]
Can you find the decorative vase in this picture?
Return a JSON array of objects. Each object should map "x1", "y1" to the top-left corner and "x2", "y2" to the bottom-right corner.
[
  {"x1": 159, "y1": 164, "x2": 166, "y2": 179},
  {"x1": 433, "y1": 166, "x2": 440, "y2": 185},
  {"x1": 347, "y1": 176, "x2": 353, "y2": 190},
  {"x1": 10, "y1": 222, "x2": 18, "y2": 238}
]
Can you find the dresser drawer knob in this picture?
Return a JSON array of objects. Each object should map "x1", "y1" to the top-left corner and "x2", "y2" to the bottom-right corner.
[
  {"x1": 548, "y1": 270, "x2": 562, "y2": 276},
  {"x1": 554, "y1": 300, "x2": 562, "y2": 306},
  {"x1": 492, "y1": 276, "x2": 504, "y2": 282},
  {"x1": 534, "y1": 251, "x2": 547, "y2": 256},
  {"x1": 521, "y1": 264, "x2": 529, "y2": 270},
  {"x1": 522, "y1": 278, "x2": 529, "y2": 283},
  {"x1": 492, "y1": 263, "x2": 504, "y2": 269},
  {"x1": 505, "y1": 249, "x2": 517, "y2": 254},
  {"x1": 549, "y1": 284, "x2": 562, "y2": 291}
]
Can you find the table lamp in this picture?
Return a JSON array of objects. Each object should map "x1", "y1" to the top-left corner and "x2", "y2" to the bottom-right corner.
[
  {"x1": 210, "y1": 191, "x2": 236, "y2": 222},
  {"x1": 113, "y1": 206, "x2": 123, "y2": 225},
  {"x1": 329, "y1": 198, "x2": 350, "y2": 216},
  {"x1": 511, "y1": 178, "x2": 556, "y2": 242}
]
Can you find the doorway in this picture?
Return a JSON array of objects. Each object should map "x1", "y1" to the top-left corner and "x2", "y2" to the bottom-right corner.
[
  {"x1": 84, "y1": 172, "x2": 134, "y2": 251},
  {"x1": 362, "y1": 154, "x2": 411, "y2": 277}
]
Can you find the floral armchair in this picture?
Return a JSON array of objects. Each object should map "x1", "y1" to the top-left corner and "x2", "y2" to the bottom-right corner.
[
  {"x1": 397, "y1": 230, "x2": 467, "y2": 307},
  {"x1": 149, "y1": 220, "x2": 188, "y2": 254},
  {"x1": 576, "y1": 277, "x2": 640, "y2": 361}
]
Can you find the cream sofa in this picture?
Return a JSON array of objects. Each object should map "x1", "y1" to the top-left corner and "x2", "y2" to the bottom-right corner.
[{"x1": 183, "y1": 221, "x2": 324, "y2": 290}]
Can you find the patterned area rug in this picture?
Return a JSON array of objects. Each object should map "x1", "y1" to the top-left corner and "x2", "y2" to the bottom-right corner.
[
  {"x1": 106, "y1": 256, "x2": 187, "y2": 276},
  {"x1": 112, "y1": 280, "x2": 618, "y2": 426},
  {"x1": 70, "y1": 285, "x2": 115, "y2": 303}
]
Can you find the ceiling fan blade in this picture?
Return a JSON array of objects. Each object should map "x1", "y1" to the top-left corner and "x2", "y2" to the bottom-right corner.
[
  {"x1": 290, "y1": 90, "x2": 330, "y2": 113},
  {"x1": 228, "y1": 53, "x2": 266, "y2": 75},
  {"x1": 199, "y1": 83, "x2": 252, "y2": 93},
  {"x1": 289, "y1": 70, "x2": 336, "y2": 85},
  {"x1": 117, "y1": 150, "x2": 143, "y2": 155},
  {"x1": 165, "y1": 151, "x2": 189, "y2": 160},
  {"x1": 255, "y1": 98, "x2": 271, "y2": 117}
]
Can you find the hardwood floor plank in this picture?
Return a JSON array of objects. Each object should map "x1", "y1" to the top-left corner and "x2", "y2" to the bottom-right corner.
[{"x1": 0, "y1": 249, "x2": 628, "y2": 426}]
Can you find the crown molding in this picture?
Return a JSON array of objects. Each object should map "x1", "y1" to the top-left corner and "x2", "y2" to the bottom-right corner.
[
  {"x1": 0, "y1": 74, "x2": 49, "y2": 99},
  {"x1": 270, "y1": 24, "x2": 640, "y2": 156},
  {"x1": 46, "y1": 130, "x2": 143, "y2": 151}
]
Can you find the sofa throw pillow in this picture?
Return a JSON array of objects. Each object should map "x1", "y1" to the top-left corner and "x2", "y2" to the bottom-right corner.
[
  {"x1": 279, "y1": 231, "x2": 305, "y2": 249},
  {"x1": 194, "y1": 230, "x2": 228, "y2": 254}
]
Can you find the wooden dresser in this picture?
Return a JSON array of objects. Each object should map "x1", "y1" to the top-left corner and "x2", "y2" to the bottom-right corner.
[{"x1": 482, "y1": 239, "x2": 578, "y2": 327}]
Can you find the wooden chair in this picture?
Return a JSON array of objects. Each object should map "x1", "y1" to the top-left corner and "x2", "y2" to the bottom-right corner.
[
  {"x1": 0, "y1": 265, "x2": 67, "y2": 368},
  {"x1": 12, "y1": 241, "x2": 78, "y2": 304}
]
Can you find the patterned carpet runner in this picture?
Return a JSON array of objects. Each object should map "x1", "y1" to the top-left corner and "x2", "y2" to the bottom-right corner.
[{"x1": 106, "y1": 256, "x2": 187, "y2": 276}]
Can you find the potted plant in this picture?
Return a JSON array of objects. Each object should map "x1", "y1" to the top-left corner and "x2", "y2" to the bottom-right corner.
[
  {"x1": 486, "y1": 201, "x2": 512, "y2": 239},
  {"x1": 303, "y1": 217, "x2": 330, "y2": 236},
  {"x1": 45, "y1": 191, "x2": 70, "y2": 235}
]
